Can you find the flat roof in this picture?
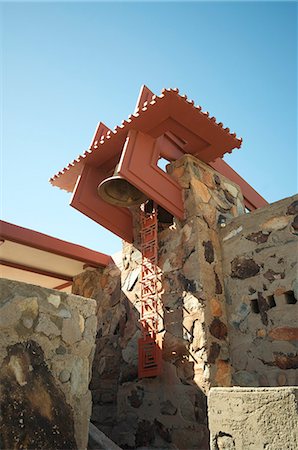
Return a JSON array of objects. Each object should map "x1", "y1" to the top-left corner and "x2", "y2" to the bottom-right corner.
[{"x1": 0, "y1": 220, "x2": 111, "y2": 291}]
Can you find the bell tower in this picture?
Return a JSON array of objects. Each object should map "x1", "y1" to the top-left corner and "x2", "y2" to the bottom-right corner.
[{"x1": 50, "y1": 85, "x2": 268, "y2": 379}]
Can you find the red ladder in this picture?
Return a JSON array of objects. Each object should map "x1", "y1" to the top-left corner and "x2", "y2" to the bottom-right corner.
[{"x1": 138, "y1": 202, "x2": 162, "y2": 378}]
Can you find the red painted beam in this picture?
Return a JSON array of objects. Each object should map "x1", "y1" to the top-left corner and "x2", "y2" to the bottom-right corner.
[
  {"x1": 53, "y1": 281, "x2": 73, "y2": 290},
  {"x1": 0, "y1": 220, "x2": 112, "y2": 267},
  {"x1": 70, "y1": 165, "x2": 134, "y2": 243}
]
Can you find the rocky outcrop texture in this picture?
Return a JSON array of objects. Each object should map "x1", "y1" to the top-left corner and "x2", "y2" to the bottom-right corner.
[
  {"x1": 221, "y1": 195, "x2": 298, "y2": 387},
  {"x1": 208, "y1": 387, "x2": 298, "y2": 449},
  {"x1": 0, "y1": 279, "x2": 97, "y2": 450},
  {"x1": 74, "y1": 155, "x2": 246, "y2": 449}
]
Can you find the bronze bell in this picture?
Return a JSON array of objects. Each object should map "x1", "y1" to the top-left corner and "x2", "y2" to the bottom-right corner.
[{"x1": 97, "y1": 165, "x2": 148, "y2": 207}]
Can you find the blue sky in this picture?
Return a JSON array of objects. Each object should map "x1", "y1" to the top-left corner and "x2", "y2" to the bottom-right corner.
[{"x1": 1, "y1": 1, "x2": 297, "y2": 255}]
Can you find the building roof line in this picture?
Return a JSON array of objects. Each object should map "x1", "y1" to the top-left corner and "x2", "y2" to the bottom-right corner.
[{"x1": 0, "y1": 220, "x2": 112, "y2": 268}]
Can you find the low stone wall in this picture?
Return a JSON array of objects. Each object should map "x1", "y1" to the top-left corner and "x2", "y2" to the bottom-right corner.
[
  {"x1": 220, "y1": 195, "x2": 298, "y2": 387},
  {"x1": 208, "y1": 387, "x2": 298, "y2": 449},
  {"x1": 0, "y1": 278, "x2": 97, "y2": 450}
]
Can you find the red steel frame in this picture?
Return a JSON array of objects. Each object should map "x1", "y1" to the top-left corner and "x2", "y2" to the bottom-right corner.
[
  {"x1": 138, "y1": 203, "x2": 162, "y2": 378},
  {"x1": 70, "y1": 165, "x2": 133, "y2": 243},
  {"x1": 119, "y1": 130, "x2": 184, "y2": 220}
]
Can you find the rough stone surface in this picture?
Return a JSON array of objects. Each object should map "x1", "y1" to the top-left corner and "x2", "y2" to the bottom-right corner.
[
  {"x1": 0, "y1": 279, "x2": 97, "y2": 450},
  {"x1": 1, "y1": 340, "x2": 78, "y2": 450},
  {"x1": 221, "y1": 194, "x2": 298, "y2": 387},
  {"x1": 208, "y1": 387, "x2": 298, "y2": 450}
]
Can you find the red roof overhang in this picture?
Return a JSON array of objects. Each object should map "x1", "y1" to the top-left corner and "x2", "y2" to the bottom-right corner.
[
  {"x1": 50, "y1": 86, "x2": 268, "y2": 242},
  {"x1": 50, "y1": 87, "x2": 242, "y2": 192}
]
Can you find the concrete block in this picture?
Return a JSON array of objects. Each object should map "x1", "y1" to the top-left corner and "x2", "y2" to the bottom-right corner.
[{"x1": 208, "y1": 387, "x2": 298, "y2": 450}]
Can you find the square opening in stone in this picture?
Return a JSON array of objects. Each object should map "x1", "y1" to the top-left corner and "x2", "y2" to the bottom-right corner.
[
  {"x1": 285, "y1": 290, "x2": 297, "y2": 304},
  {"x1": 267, "y1": 295, "x2": 276, "y2": 309},
  {"x1": 251, "y1": 299, "x2": 259, "y2": 314}
]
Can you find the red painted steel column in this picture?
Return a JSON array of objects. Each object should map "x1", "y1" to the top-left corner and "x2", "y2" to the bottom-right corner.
[{"x1": 138, "y1": 202, "x2": 162, "y2": 378}]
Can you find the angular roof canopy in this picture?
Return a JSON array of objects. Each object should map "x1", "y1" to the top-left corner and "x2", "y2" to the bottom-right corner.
[
  {"x1": 50, "y1": 86, "x2": 242, "y2": 192},
  {"x1": 50, "y1": 86, "x2": 267, "y2": 242}
]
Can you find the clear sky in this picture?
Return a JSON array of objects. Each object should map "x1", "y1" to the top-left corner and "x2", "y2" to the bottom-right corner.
[{"x1": 1, "y1": 1, "x2": 297, "y2": 256}]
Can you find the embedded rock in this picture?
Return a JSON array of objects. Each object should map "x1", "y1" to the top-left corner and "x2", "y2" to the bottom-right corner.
[
  {"x1": 231, "y1": 257, "x2": 260, "y2": 279},
  {"x1": 268, "y1": 327, "x2": 298, "y2": 341}
]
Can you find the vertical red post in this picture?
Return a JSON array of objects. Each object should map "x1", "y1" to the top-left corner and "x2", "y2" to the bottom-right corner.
[{"x1": 138, "y1": 202, "x2": 162, "y2": 378}]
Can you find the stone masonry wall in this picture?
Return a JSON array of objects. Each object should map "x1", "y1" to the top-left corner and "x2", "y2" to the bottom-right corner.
[
  {"x1": 220, "y1": 195, "x2": 298, "y2": 387},
  {"x1": 0, "y1": 278, "x2": 97, "y2": 450},
  {"x1": 164, "y1": 156, "x2": 245, "y2": 392},
  {"x1": 208, "y1": 387, "x2": 298, "y2": 450},
  {"x1": 73, "y1": 155, "x2": 246, "y2": 449}
]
